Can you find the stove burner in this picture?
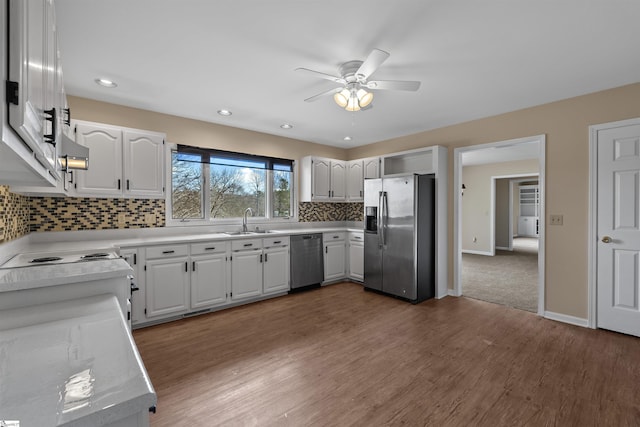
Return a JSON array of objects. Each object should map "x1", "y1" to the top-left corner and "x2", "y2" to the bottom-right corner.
[
  {"x1": 81, "y1": 253, "x2": 110, "y2": 259},
  {"x1": 30, "y1": 257, "x2": 63, "y2": 263}
]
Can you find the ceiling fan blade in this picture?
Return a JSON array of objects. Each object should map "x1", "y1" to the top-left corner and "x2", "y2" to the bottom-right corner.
[
  {"x1": 355, "y1": 49, "x2": 390, "y2": 80},
  {"x1": 295, "y1": 68, "x2": 346, "y2": 84},
  {"x1": 304, "y1": 87, "x2": 342, "y2": 103},
  {"x1": 366, "y1": 80, "x2": 421, "y2": 91}
]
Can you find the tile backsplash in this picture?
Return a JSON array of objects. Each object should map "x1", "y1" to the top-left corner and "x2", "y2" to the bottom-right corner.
[
  {"x1": 299, "y1": 202, "x2": 363, "y2": 222},
  {"x1": 30, "y1": 197, "x2": 165, "y2": 232},
  {"x1": 0, "y1": 186, "x2": 30, "y2": 243},
  {"x1": 1, "y1": 185, "x2": 362, "y2": 239}
]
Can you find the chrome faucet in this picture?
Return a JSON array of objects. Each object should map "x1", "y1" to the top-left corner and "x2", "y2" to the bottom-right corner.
[{"x1": 242, "y1": 207, "x2": 253, "y2": 232}]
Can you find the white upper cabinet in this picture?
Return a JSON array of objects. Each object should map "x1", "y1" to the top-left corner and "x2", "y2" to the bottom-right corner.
[
  {"x1": 74, "y1": 122, "x2": 122, "y2": 196},
  {"x1": 123, "y1": 130, "x2": 165, "y2": 197},
  {"x1": 73, "y1": 120, "x2": 165, "y2": 198},
  {"x1": 7, "y1": 0, "x2": 62, "y2": 178},
  {"x1": 346, "y1": 160, "x2": 364, "y2": 201},
  {"x1": 363, "y1": 157, "x2": 380, "y2": 179},
  {"x1": 300, "y1": 156, "x2": 346, "y2": 202}
]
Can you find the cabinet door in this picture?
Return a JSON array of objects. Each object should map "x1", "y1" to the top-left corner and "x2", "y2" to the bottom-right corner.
[
  {"x1": 263, "y1": 246, "x2": 290, "y2": 294},
  {"x1": 349, "y1": 241, "x2": 364, "y2": 281},
  {"x1": 123, "y1": 130, "x2": 164, "y2": 197},
  {"x1": 346, "y1": 161, "x2": 364, "y2": 200},
  {"x1": 74, "y1": 122, "x2": 123, "y2": 196},
  {"x1": 146, "y1": 257, "x2": 189, "y2": 318},
  {"x1": 231, "y1": 250, "x2": 263, "y2": 300},
  {"x1": 363, "y1": 157, "x2": 380, "y2": 179},
  {"x1": 324, "y1": 242, "x2": 346, "y2": 281},
  {"x1": 120, "y1": 248, "x2": 145, "y2": 325},
  {"x1": 8, "y1": 0, "x2": 58, "y2": 173},
  {"x1": 191, "y1": 253, "x2": 228, "y2": 309},
  {"x1": 330, "y1": 161, "x2": 347, "y2": 200},
  {"x1": 311, "y1": 158, "x2": 331, "y2": 200}
]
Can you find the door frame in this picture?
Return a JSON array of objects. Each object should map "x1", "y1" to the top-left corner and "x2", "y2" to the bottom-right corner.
[
  {"x1": 453, "y1": 134, "x2": 546, "y2": 316},
  {"x1": 493, "y1": 175, "x2": 540, "y2": 252},
  {"x1": 588, "y1": 117, "x2": 640, "y2": 329}
]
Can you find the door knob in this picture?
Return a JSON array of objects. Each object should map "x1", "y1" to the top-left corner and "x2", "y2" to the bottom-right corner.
[{"x1": 602, "y1": 236, "x2": 612, "y2": 243}]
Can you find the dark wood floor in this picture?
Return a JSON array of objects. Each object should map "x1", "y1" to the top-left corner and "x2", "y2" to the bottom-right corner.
[{"x1": 133, "y1": 282, "x2": 640, "y2": 426}]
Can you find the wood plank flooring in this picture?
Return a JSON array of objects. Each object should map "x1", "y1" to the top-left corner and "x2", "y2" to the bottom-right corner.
[{"x1": 133, "y1": 282, "x2": 640, "y2": 426}]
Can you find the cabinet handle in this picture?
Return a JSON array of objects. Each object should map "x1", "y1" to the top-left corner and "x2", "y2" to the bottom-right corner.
[
  {"x1": 325, "y1": 246, "x2": 328, "y2": 254},
  {"x1": 244, "y1": 243, "x2": 253, "y2": 247},
  {"x1": 273, "y1": 241, "x2": 281, "y2": 244},
  {"x1": 64, "y1": 107, "x2": 71, "y2": 126},
  {"x1": 126, "y1": 179, "x2": 130, "y2": 190},
  {"x1": 360, "y1": 190, "x2": 363, "y2": 197},
  {"x1": 185, "y1": 262, "x2": 188, "y2": 272},
  {"x1": 333, "y1": 235, "x2": 339, "y2": 239},
  {"x1": 192, "y1": 261, "x2": 196, "y2": 271},
  {"x1": 264, "y1": 253, "x2": 268, "y2": 262},
  {"x1": 259, "y1": 254, "x2": 263, "y2": 263},
  {"x1": 43, "y1": 108, "x2": 56, "y2": 145},
  {"x1": 205, "y1": 247, "x2": 216, "y2": 251},
  {"x1": 133, "y1": 253, "x2": 137, "y2": 265},
  {"x1": 162, "y1": 250, "x2": 175, "y2": 254},
  {"x1": 118, "y1": 179, "x2": 121, "y2": 190}
]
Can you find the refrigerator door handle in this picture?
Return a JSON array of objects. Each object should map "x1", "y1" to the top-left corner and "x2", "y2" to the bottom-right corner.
[
  {"x1": 381, "y1": 191, "x2": 388, "y2": 247},
  {"x1": 378, "y1": 191, "x2": 384, "y2": 247}
]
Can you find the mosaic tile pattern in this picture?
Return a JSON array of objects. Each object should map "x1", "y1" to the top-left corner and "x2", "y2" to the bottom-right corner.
[
  {"x1": 0, "y1": 186, "x2": 31, "y2": 243},
  {"x1": 298, "y1": 202, "x2": 363, "y2": 222},
  {"x1": 30, "y1": 197, "x2": 166, "y2": 232}
]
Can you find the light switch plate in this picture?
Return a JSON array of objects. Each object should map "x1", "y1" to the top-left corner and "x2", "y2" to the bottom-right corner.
[{"x1": 550, "y1": 214, "x2": 563, "y2": 225}]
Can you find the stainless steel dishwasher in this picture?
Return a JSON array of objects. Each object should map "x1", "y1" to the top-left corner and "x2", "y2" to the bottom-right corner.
[{"x1": 290, "y1": 233, "x2": 324, "y2": 290}]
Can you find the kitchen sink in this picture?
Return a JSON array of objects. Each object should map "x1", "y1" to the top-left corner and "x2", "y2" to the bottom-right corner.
[{"x1": 223, "y1": 230, "x2": 277, "y2": 235}]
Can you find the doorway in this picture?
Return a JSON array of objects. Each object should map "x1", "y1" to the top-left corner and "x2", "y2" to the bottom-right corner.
[{"x1": 453, "y1": 135, "x2": 546, "y2": 315}]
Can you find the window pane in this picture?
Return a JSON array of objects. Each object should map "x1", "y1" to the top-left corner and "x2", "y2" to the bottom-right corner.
[
  {"x1": 210, "y1": 164, "x2": 266, "y2": 218},
  {"x1": 172, "y1": 152, "x2": 203, "y2": 219},
  {"x1": 272, "y1": 170, "x2": 292, "y2": 218}
]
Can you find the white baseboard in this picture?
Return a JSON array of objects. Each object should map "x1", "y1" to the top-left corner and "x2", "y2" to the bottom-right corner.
[
  {"x1": 461, "y1": 249, "x2": 493, "y2": 256},
  {"x1": 496, "y1": 246, "x2": 511, "y2": 251},
  {"x1": 544, "y1": 311, "x2": 589, "y2": 328},
  {"x1": 448, "y1": 288, "x2": 461, "y2": 297}
]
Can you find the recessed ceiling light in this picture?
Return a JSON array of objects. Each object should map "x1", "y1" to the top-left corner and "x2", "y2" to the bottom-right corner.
[
  {"x1": 280, "y1": 123, "x2": 293, "y2": 129},
  {"x1": 344, "y1": 136, "x2": 352, "y2": 141},
  {"x1": 95, "y1": 78, "x2": 117, "y2": 88},
  {"x1": 217, "y1": 109, "x2": 232, "y2": 116}
]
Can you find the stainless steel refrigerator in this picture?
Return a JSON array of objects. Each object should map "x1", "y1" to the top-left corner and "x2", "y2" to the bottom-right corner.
[{"x1": 364, "y1": 174, "x2": 435, "y2": 302}]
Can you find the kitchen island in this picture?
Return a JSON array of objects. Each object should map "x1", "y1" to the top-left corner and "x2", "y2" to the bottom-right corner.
[{"x1": 0, "y1": 294, "x2": 156, "y2": 426}]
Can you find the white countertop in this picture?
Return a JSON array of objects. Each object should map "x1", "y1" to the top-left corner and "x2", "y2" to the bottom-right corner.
[
  {"x1": 0, "y1": 259, "x2": 132, "y2": 292},
  {"x1": 0, "y1": 294, "x2": 156, "y2": 426}
]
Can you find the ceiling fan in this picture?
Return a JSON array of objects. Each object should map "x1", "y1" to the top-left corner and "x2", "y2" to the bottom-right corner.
[{"x1": 295, "y1": 48, "x2": 421, "y2": 112}]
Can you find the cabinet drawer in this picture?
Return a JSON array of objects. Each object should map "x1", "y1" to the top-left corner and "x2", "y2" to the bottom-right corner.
[
  {"x1": 323, "y1": 232, "x2": 346, "y2": 242},
  {"x1": 146, "y1": 244, "x2": 189, "y2": 259},
  {"x1": 263, "y1": 236, "x2": 290, "y2": 248},
  {"x1": 191, "y1": 241, "x2": 228, "y2": 255},
  {"x1": 231, "y1": 238, "x2": 263, "y2": 251},
  {"x1": 349, "y1": 232, "x2": 364, "y2": 242}
]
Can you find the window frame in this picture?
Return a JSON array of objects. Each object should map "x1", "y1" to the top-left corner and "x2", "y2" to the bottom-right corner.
[{"x1": 165, "y1": 143, "x2": 297, "y2": 227}]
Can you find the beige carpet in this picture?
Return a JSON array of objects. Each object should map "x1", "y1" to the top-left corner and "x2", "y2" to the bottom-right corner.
[{"x1": 462, "y1": 237, "x2": 538, "y2": 312}]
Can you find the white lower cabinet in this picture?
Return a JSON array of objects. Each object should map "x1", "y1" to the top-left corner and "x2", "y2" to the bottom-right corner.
[
  {"x1": 348, "y1": 232, "x2": 364, "y2": 282},
  {"x1": 263, "y1": 238, "x2": 290, "y2": 294},
  {"x1": 146, "y1": 256, "x2": 189, "y2": 318},
  {"x1": 323, "y1": 232, "x2": 347, "y2": 282},
  {"x1": 231, "y1": 247, "x2": 263, "y2": 301},
  {"x1": 191, "y1": 253, "x2": 228, "y2": 309},
  {"x1": 120, "y1": 247, "x2": 144, "y2": 325}
]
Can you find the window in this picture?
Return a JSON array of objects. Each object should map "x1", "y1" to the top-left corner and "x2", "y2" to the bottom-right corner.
[{"x1": 170, "y1": 145, "x2": 294, "y2": 223}]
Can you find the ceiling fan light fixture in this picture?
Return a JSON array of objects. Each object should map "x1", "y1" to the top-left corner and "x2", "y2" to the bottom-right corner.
[
  {"x1": 345, "y1": 92, "x2": 361, "y2": 112},
  {"x1": 334, "y1": 89, "x2": 350, "y2": 108},
  {"x1": 356, "y1": 89, "x2": 373, "y2": 107}
]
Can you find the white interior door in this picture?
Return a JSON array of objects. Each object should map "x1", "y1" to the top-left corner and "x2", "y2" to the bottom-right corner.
[{"x1": 596, "y1": 123, "x2": 640, "y2": 337}]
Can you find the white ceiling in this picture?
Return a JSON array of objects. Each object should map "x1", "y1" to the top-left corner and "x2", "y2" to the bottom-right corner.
[{"x1": 55, "y1": 0, "x2": 640, "y2": 149}]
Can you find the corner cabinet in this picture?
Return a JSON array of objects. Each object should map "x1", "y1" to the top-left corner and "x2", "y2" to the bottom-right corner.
[
  {"x1": 6, "y1": 0, "x2": 66, "y2": 183},
  {"x1": 72, "y1": 120, "x2": 165, "y2": 198},
  {"x1": 299, "y1": 157, "x2": 346, "y2": 201}
]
